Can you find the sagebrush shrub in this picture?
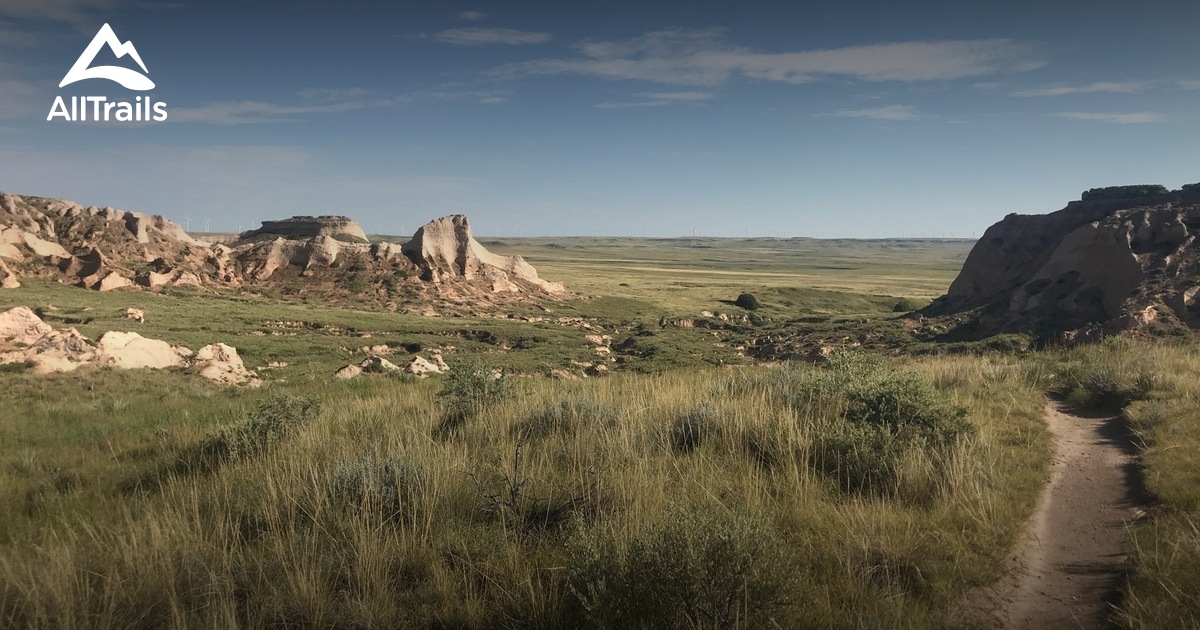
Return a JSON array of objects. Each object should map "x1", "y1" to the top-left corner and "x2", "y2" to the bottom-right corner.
[
  {"x1": 204, "y1": 395, "x2": 321, "y2": 460},
  {"x1": 565, "y1": 504, "x2": 794, "y2": 628},
  {"x1": 436, "y1": 360, "x2": 512, "y2": 432},
  {"x1": 326, "y1": 456, "x2": 423, "y2": 520}
]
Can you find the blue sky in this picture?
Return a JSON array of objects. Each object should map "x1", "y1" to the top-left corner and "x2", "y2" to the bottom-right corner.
[{"x1": 0, "y1": 0, "x2": 1197, "y2": 237}]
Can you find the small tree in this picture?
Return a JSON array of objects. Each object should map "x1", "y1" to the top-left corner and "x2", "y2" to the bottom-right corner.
[{"x1": 734, "y1": 293, "x2": 759, "y2": 310}]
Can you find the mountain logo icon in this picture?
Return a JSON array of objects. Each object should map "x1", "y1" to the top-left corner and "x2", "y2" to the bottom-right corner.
[{"x1": 59, "y1": 23, "x2": 155, "y2": 91}]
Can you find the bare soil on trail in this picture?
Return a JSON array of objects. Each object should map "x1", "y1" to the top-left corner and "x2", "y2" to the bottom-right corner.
[{"x1": 962, "y1": 402, "x2": 1147, "y2": 629}]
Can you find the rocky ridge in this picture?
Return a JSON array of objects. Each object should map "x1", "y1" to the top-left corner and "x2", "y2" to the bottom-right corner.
[
  {"x1": 926, "y1": 183, "x2": 1200, "y2": 340},
  {"x1": 0, "y1": 193, "x2": 566, "y2": 311}
]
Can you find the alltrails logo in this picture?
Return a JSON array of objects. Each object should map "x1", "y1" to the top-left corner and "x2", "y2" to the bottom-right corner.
[{"x1": 47, "y1": 23, "x2": 167, "y2": 123}]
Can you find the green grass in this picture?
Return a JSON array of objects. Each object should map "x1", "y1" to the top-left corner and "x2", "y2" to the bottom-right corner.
[{"x1": 0, "y1": 354, "x2": 1049, "y2": 628}]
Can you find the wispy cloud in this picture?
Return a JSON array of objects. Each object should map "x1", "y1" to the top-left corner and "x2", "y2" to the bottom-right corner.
[
  {"x1": 433, "y1": 27, "x2": 551, "y2": 46},
  {"x1": 0, "y1": 0, "x2": 121, "y2": 23},
  {"x1": 169, "y1": 95, "x2": 401, "y2": 125},
  {"x1": 596, "y1": 90, "x2": 714, "y2": 108},
  {"x1": 459, "y1": 10, "x2": 487, "y2": 21},
  {"x1": 1179, "y1": 80, "x2": 1200, "y2": 90},
  {"x1": 297, "y1": 87, "x2": 373, "y2": 100},
  {"x1": 1054, "y1": 111, "x2": 1164, "y2": 124},
  {"x1": 833, "y1": 104, "x2": 918, "y2": 120},
  {"x1": 497, "y1": 28, "x2": 1041, "y2": 86},
  {"x1": 1011, "y1": 81, "x2": 1148, "y2": 97}
]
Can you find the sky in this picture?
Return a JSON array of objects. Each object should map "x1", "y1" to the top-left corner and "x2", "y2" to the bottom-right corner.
[{"x1": 0, "y1": 0, "x2": 1197, "y2": 238}]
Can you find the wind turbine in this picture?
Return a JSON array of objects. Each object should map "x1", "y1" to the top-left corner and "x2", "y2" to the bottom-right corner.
[
  {"x1": 204, "y1": 218, "x2": 212, "y2": 232},
  {"x1": 184, "y1": 217, "x2": 191, "y2": 232}
]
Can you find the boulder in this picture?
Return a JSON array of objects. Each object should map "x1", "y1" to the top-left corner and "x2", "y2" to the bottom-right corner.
[
  {"x1": 360, "y1": 356, "x2": 400, "y2": 373},
  {"x1": 121, "y1": 308, "x2": 145, "y2": 323},
  {"x1": 0, "y1": 258, "x2": 19, "y2": 289},
  {"x1": 0, "y1": 306, "x2": 53, "y2": 344},
  {"x1": 403, "y1": 355, "x2": 443, "y2": 377},
  {"x1": 193, "y1": 343, "x2": 259, "y2": 386},
  {"x1": 95, "y1": 331, "x2": 192, "y2": 369},
  {"x1": 334, "y1": 364, "x2": 363, "y2": 380}
]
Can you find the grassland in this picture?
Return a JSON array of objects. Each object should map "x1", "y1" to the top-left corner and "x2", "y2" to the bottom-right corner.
[{"x1": 0, "y1": 236, "x2": 1197, "y2": 628}]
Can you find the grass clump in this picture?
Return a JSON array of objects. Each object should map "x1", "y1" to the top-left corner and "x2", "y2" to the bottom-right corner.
[{"x1": 670, "y1": 402, "x2": 723, "y2": 453}]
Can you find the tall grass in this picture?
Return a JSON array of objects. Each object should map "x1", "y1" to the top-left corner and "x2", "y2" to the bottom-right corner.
[{"x1": 0, "y1": 354, "x2": 1049, "y2": 628}]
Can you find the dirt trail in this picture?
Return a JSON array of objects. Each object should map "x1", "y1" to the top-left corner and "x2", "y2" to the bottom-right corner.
[{"x1": 980, "y1": 402, "x2": 1146, "y2": 628}]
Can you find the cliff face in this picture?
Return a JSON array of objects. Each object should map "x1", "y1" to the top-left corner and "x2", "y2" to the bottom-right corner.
[
  {"x1": 928, "y1": 184, "x2": 1200, "y2": 339},
  {"x1": 0, "y1": 193, "x2": 567, "y2": 312}
]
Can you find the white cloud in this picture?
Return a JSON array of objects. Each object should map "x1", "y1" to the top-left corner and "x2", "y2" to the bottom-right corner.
[
  {"x1": 833, "y1": 104, "x2": 918, "y2": 120},
  {"x1": 1054, "y1": 111, "x2": 1164, "y2": 124},
  {"x1": 459, "y1": 10, "x2": 487, "y2": 21},
  {"x1": 498, "y1": 28, "x2": 1041, "y2": 86},
  {"x1": 1011, "y1": 81, "x2": 1148, "y2": 97},
  {"x1": 1179, "y1": 80, "x2": 1200, "y2": 90},
  {"x1": 0, "y1": 0, "x2": 121, "y2": 22},
  {"x1": 597, "y1": 90, "x2": 715, "y2": 108},
  {"x1": 433, "y1": 27, "x2": 551, "y2": 46}
]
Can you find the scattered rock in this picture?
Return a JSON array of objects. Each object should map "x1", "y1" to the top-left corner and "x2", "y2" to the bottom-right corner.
[
  {"x1": 121, "y1": 307, "x2": 145, "y2": 323},
  {"x1": 0, "y1": 307, "x2": 255, "y2": 385}
]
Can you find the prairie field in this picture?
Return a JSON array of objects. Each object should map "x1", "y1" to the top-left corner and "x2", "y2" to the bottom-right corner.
[{"x1": 0, "y1": 237, "x2": 1196, "y2": 628}]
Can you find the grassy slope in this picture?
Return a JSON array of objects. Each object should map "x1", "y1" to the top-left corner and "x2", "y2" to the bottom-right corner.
[{"x1": 0, "y1": 358, "x2": 1048, "y2": 628}]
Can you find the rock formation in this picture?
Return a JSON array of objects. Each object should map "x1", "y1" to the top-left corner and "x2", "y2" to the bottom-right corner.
[
  {"x1": 0, "y1": 306, "x2": 258, "y2": 384},
  {"x1": 402, "y1": 215, "x2": 565, "y2": 294},
  {"x1": 239, "y1": 216, "x2": 369, "y2": 244},
  {"x1": 0, "y1": 192, "x2": 567, "y2": 311},
  {"x1": 926, "y1": 183, "x2": 1200, "y2": 339}
]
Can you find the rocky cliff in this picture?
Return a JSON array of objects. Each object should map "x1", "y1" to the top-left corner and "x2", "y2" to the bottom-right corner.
[
  {"x1": 239, "y1": 216, "x2": 370, "y2": 244},
  {"x1": 926, "y1": 183, "x2": 1200, "y2": 340},
  {"x1": 0, "y1": 192, "x2": 566, "y2": 312}
]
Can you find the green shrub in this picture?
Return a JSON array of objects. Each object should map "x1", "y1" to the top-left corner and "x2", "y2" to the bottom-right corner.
[
  {"x1": 512, "y1": 397, "x2": 620, "y2": 441},
  {"x1": 565, "y1": 505, "x2": 795, "y2": 628},
  {"x1": 670, "y1": 403, "x2": 723, "y2": 453},
  {"x1": 795, "y1": 352, "x2": 973, "y2": 496},
  {"x1": 436, "y1": 360, "x2": 513, "y2": 432},
  {"x1": 204, "y1": 395, "x2": 321, "y2": 460},
  {"x1": 734, "y1": 293, "x2": 759, "y2": 310}
]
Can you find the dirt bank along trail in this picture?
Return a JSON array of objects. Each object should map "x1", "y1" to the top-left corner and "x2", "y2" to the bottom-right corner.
[{"x1": 973, "y1": 402, "x2": 1147, "y2": 628}]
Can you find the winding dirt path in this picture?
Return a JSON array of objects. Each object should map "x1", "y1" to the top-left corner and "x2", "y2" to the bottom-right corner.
[{"x1": 988, "y1": 402, "x2": 1146, "y2": 628}]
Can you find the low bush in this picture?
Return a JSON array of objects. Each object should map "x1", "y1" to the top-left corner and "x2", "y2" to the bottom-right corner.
[
  {"x1": 435, "y1": 360, "x2": 513, "y2": 433},
  {"x1": 204, "y1": 395, "x2": 321, "y2": 461},
  {"x1": 734, "y1": 293, "x2": 759, "y2": 310},
  {"x1": 565, "y1": 504, "x2": 795, "y2": 628}
]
